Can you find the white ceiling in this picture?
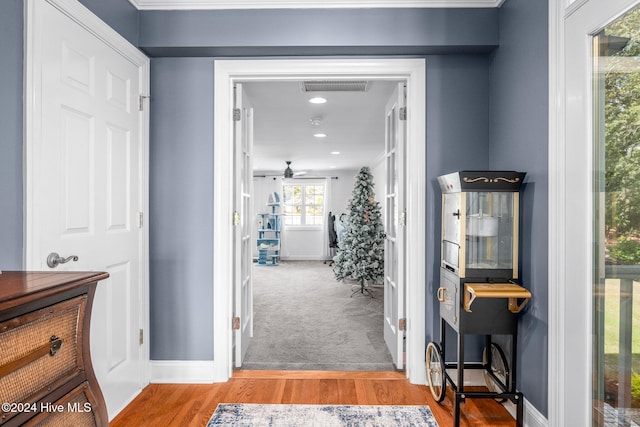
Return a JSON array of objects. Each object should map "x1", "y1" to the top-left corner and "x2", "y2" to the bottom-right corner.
[
  {"x1": 129, "y1": 0, "x2": 504, "y2": 10},
  {"x1": 243, "y1": 80, "x2": 399, "y2": 176}
]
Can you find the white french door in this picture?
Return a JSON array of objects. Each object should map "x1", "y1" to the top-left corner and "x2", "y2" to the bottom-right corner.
[
  {"x1": 552, "y1": 0, "x2": 640, "y2": 425},
  {"x1": 25, "y1": 0, "x2": 149, "y2": 419},
  {"x1": 383, "y1": 82, "x2": 406, "y2": 369},
  {"x1": 233, "y1": 83, "x2": 254, "y2": 367}
]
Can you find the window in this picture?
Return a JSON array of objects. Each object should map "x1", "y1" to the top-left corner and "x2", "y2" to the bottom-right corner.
[
  {"x1": 282, "y1": 181, "x2": 325, "y2": 226},
  {"x1": 592, "y1": 7, "x2": 640, "y2": 425}
]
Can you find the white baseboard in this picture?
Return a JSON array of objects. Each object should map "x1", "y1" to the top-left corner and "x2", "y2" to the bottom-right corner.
[
  {"x1": 280, "y1": 256, "x2": 327, "y2": 261},
  {"x1": 523, "y1": 400, "x2": 548, "y2": 427},
  {"x1": 445, "y1": 367, "x2": 485, "y2": 387},
  {"x1": 502, "y1": 398, "x2": 548, "y2": 427},
  {"x1": 150, "y1": 360, "x2": 228, "y2": 383},
  {"x1": 108, "y1": 389, "x2": 143, "y2": 421}
]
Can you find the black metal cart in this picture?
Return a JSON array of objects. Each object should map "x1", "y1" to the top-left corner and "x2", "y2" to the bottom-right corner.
[{"x1": 427, "y1": 171, "x2": 531, "y2": 427}]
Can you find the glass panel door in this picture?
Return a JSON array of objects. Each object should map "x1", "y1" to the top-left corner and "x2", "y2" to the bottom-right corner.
[{"x1": 593, "y1": 6, "x2": 640, "y2": 424}]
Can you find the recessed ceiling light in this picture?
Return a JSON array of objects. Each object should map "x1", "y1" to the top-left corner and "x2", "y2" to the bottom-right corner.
[
  {"x1": 314, "y1": 133, "x2": 327, "y2": 138},
  {"x1": 309, "y1": 97, "x2": 327, "y2": 104},
  {"x1": 331, "y1": 151, "x2": 340, "y2": 155}
]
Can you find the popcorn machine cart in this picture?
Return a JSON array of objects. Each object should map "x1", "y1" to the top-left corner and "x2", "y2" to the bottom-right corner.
[{"x1": 427, "y1": 171, "x2": 531, "y2": 427}]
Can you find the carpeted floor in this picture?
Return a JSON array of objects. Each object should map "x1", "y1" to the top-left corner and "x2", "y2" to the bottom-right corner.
[
  {"x1": 241, "y1": 260, "x2": 396, "y2": 371},
  {"x1": 207, "y1": 403, "x2": 439, "y2": 426}
]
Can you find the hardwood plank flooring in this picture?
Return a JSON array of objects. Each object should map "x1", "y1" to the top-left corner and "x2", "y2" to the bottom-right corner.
[{"x1": 110, "y1": 370, "x2": 517, "y2": 426}]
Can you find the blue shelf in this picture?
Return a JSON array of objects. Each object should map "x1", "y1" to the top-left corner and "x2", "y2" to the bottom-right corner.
[{"x1": 256, "y1": 197, "x2": 281, "y2": 266}]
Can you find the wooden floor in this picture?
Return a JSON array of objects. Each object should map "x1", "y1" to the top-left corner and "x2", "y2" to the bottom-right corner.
[{"x1": 110, "y1": 370, "x2": 517, "y2": 426}]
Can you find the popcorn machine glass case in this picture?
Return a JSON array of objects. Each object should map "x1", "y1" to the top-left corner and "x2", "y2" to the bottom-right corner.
[{"x1": 440, "y1": 171, "x2": 520, "y2": 282}]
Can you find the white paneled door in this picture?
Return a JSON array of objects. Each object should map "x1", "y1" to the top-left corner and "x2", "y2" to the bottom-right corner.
[
  {"x1": 383, "y1": 83, "x2": 406, "y2": 369},
  {"x1": 25, "y1": 0, "x2": 149, "y2": 419},
  {"x1": 233, "y1": 84, "x2": 254, "y2": 367}
]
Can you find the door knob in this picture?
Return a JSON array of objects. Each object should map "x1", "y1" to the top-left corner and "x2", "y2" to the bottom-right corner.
[{"x1": 47, "y1": 252, "x2": 79, "y2": 268}]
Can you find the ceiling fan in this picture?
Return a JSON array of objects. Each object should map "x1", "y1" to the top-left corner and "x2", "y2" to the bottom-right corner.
[
  {"x1": 283, "y1": 161, "x2": 308, "y2": 178},
  {"x1": 254, "y1": 161, "x2": 308, "y2": 179},
  {"x1": 284, "y1": 161, "x2": 294, "y2": 178}
]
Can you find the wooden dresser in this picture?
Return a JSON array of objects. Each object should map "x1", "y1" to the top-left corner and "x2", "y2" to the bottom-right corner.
[{"x1": 0, "y1": 271, "x2": 109, "y2": 427}]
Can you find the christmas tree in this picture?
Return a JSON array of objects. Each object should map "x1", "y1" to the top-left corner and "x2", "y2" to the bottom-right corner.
[{"x1": 333, "y1": 166, "x2": 385, "y2": 295}]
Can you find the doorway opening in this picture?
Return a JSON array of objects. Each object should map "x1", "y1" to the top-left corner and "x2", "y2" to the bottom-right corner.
[
  {"x1": 213, "y1": 58, "x2": 427, "y2": 385},
  {"x1": 242, "y1": 78, "x2": 401, "y2": 370}
]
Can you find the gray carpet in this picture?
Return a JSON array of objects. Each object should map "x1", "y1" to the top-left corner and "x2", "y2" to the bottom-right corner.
[{"x1": 241, "y1": 260, "x2": 396, "y2": 371}]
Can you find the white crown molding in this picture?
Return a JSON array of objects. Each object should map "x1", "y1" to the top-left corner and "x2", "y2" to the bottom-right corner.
[{"x1": 128, "y1": 0, "x2": 504, "y2": 10}]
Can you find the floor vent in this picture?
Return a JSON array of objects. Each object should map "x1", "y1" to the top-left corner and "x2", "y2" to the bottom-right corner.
[{"x1": 299, "y1": 80, "x2": 368, "y2": 92}]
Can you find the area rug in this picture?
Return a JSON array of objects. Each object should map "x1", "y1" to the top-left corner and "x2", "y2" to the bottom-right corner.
[{"x1": 206, "y1": 403, "x2": 439, "y2": 426}]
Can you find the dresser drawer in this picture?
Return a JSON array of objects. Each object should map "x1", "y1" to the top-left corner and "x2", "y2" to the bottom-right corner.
[
  {"x1": 24, "y1": 382, "x2": 99, "y2": 427},
  {"x1": 0, "y1": 296, "x2": 86, "y2": 424}
]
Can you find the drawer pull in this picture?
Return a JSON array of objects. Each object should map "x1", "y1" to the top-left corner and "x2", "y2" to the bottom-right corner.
[
  {"x1": 49, "y1": 335, "x2": 63, "y2": 355},
  {"x1": 0, "y1": 335, "x2": 64, "y2": 377}
]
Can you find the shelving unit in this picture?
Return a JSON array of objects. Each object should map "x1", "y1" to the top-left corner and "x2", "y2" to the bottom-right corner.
[{"x1": 256, "y1": 193, "x2": 281, "y2": 266}]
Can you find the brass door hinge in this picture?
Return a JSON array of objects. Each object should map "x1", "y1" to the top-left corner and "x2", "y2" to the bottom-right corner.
[
  {"x1": 139, "y1": 95, "x2": 150, "y2": 111},
  {"x1": 399, "y1": 318, "x2": 406, "y2": 331},
  {"x1": 232, "y1": 317, "x2": 240, "y2": 330},
  {"x1": 399, "y1": 106, "x2": 407, "y2": 121},
  {"x1": 139, "y1": 329, "x2": 144, "y2": 345}
]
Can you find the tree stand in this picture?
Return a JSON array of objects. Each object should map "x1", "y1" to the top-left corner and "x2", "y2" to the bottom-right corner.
[{"x1": 350, "y1": 279, "x2": 374, "y2": 298}]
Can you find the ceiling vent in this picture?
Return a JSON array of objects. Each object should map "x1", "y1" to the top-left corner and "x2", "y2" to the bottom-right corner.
[{"x1": 300, "y1": 80, "x2": 368, "y2": 92}]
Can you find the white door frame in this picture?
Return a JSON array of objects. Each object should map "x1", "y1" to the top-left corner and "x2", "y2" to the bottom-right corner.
[
  {"x1": 213, "y1": 58, "x2": 426, "y2": 384},
  {"x1": 549, "y1": 0, "x2": 639, "y2": 425},
  {"x1": 23, "y1": 0, "x2": 151, "y2": 415}
]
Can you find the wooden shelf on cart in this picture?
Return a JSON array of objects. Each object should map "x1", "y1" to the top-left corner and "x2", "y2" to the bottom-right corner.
[{"x1": 463, "y1": 282, "x2": 531, "y2": 314}]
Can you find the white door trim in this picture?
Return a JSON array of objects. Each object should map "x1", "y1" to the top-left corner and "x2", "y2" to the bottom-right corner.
[
  {"x1": 23, "y1": 0, "x2": 151, "y2": 413},
  {"x1": 129, "y1": 0, "x2": 505, "y2": 11},
  {"x1": 213, "y1": 58, "x2": 426, "y2": 384},
  {"x1": 548, "y1": 2, "x2": 564, "y2": 424}
]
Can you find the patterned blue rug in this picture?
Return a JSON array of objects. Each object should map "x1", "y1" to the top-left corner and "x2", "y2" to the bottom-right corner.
[{"x1": 206, "y1": 403, "x2": 439, "y2": 426}]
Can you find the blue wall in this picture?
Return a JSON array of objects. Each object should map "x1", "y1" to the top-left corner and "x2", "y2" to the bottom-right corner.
[
  {"x1": 139, "y1": 8, "x2": 497, "y2": 56},
  {"x1": 424, "y1": 55, "x2": 491, "y2": 358},
  {"x1": 489, "y1": 0, "x2": 548, "y2": 416},
  {"x1": 149, "y1": 58, "x2": 215, "y2": 359},
  {"x1": 0, "y1": 0, "x2": 23, "y2": 270},
  {"x1": 78, "y1": 0, "x2": 139, "y2": 46}
]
